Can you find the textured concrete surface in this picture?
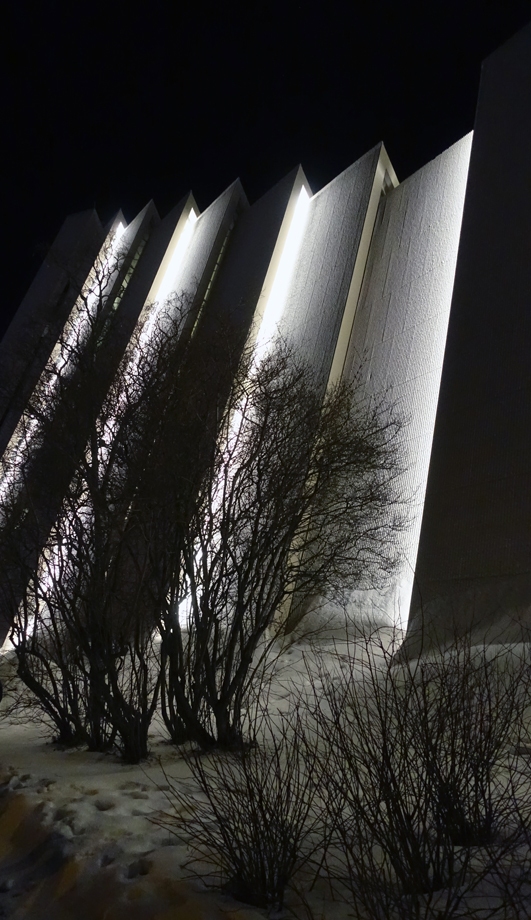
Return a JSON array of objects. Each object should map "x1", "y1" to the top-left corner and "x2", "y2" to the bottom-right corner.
[
  {"x1": 406, "y1": 23, "x2": 531, "y2": 652},
  {"x1": 0, "y1": 210, "x2": 105, "y2": 456},
  {"x1": 280, "y1": 146, "x2": 381, "y2": 384},
  {"x1": 345, "y1": 134, "x2": 472, "y2": 624},
  {"x1": 208, "y1": 167, "x2": 303, "y2": 335},
  {"x1": 175, "y1": 181, "x2": 248, "y2": 313}
]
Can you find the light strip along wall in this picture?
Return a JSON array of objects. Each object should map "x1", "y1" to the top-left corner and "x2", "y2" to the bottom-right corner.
[
  {"x1": 53, "y1": 217, "x2": 126, "y2": 377},
  {"x1": 250, "y1": 167, "x2": 312, "y2": 359},
  {"x1": 327, "y1": 144, "x2": 398, "y2": 389},
  {"x1": 344, "y1": 134, "x2": 473, "y2": 629},
  {"x1": 0, "y1": 215, "x2": 129, "y2": 506},
  {"x1": 146, "y1": 196, "x2": 199, "y2": 309}
]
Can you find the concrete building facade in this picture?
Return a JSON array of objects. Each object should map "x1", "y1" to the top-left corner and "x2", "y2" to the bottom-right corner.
[
  {"x1": 405, "y1": 23, "x2": 531, "y2": 651},
  {"x1": 1, "y1": 24, "x2": 530, "y2": 648}
]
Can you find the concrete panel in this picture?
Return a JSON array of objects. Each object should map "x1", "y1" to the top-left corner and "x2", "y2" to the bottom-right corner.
[
  {"x1": 0, "y1": 203, "x2": 164, "y2": 643},
  {"x1": 98, "y1": 199, "x2": 190, "y2": 366},
  {"x1": 405, "y1": 23, "x2": 531, "y2": 652},
  {"x1": 207, "y1": 167, "x2": 304, "y2": 336},
  {"x1": 0, "y1": 210, "x2": 104, "y2": 455},
  {"x1": 138, "y1": 181, "x2": 249, "y2": 344},
  {"x1": 176, "y1": 181, "x2": 248, "y2": 312},
  {"x1": 345, "y1": 134, "x2": 472, "y2": 626},
  {"x1": 279, "y1": 146, "x2": 383, "y2": 384}
]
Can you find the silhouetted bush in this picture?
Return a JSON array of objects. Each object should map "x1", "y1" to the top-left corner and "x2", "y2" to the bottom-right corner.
[
  {"x1": 305, "y1": 627, "x2": 531, "y2": 919},
  {"x1": 153, "y1": 702, "x2": 325, "y2": 914},
  {"x1": 1, "y1": 246, "x2": 191, "y2": 759},
  {"x1": 158, "y1": 341, "x2": 406, "y2": 750}
]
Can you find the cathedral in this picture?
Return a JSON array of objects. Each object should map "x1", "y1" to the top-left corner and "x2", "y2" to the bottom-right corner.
[{"x1": 1, "y1": 24, "x2": 530, "y2": 651}]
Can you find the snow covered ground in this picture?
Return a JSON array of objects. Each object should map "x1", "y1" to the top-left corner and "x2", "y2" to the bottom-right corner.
[
  {"x1": 1, "y1": 619, "x2": 530, "y2": 919},
  {"x1": 0, "y1": 617, "x2": 394, "y2": 920}
]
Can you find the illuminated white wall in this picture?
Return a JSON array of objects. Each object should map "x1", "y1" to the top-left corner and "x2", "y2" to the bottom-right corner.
[
  {"x1": 146, "y1": 199, "x2": 198, "y2": 310},
  {"x1": 0, "y1": 216, "x2": 133, "y2": 507},
  {"x1": 278, "y1": 146, "x2": 384, "y2": 385},
  {"x1": 138, "y1": 182, "x2": 245, "y2": 347},
  {"x1": 0, "y1": 136, "x2": 479, "y2": 642},
  {"x1": 344, "y1": 134, "x2": 473, "y2": 627},
  {"x1": 254, "y1": 184, "x2": 310, "y2": 359}
]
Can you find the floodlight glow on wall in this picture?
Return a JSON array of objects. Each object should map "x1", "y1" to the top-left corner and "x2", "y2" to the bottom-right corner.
[
  {"x1": 0, "y1": 221, "x2": 128, "y2": 508},
  {"x1": 138, "y1": 206, "x2": 198, "y2": 350},
  {"x1": 99, "y1": 206, "x2": 199, "y2": 474},
  {"x1": 175, "y1": 189, "x2": 311, "y2": 630},
  {"x1": 176, "y1": 186, "x2": 313, "y2": 631},
  {"x1": 151, "y1": 207, "x2": 198, "y2": 307},
  {"x1": 217, "y1": 184, "x2": 311, "y2": 525},
  {"x1": 254, "y1": 185, "x2": 310, "y2": 359},
  {"x1": 54, "y1": 221, "x2": 126, "y2": 377}
]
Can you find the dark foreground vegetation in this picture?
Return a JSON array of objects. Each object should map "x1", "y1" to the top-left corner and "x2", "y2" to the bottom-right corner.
[
  {"x1": 7, "y1": 246, "x2": 528, "y2": 918},
  {"x1": 0, "y1": 242, "x2": 405, "y2": 763},
  {"x1": 156, "y1": 627, "x2": 531, "y2": 920}
]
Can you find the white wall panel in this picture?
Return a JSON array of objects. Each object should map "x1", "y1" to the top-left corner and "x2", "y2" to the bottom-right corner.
[{"x1": 345, "y1": 134, "x2": 472, "y2": 626}]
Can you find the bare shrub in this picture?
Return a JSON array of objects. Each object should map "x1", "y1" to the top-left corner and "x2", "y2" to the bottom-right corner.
[
  {"x1": 152, "y1": 703, "x2": 326, "y2": 915},
  {"x1": 303, "y1": 627, "x2": 531, "y2": 919},
  {"x1": 158, "y1": 341, "x2": 406, "y2": 750},
  {"x1": 1, "y1": 225, "x2": 406, "y2": 761},
  {"x1": 4, "y1": 292, "x2": 192, "y2": 761}
]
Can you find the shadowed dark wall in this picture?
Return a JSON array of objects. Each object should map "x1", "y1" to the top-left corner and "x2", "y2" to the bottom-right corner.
[{"x1": 406, "y1": 24, "x2": 531, "y2": 650}]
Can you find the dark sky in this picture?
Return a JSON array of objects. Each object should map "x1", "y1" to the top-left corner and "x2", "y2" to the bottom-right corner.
[{"x1": 2, "y1": 0, "x2": 530, "y2": 340}]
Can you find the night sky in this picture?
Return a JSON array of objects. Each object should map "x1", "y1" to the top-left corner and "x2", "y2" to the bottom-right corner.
[{"x1": 2, "y1": 0, "x2": 530, "y2": 340}]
